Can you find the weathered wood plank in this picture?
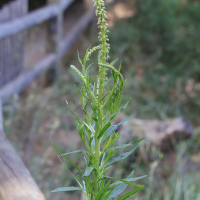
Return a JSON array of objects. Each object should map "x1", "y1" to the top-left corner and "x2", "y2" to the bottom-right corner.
[
  {"x1": 0, "y1": 5, "x2": 58, "y2": 39},
  {"x1": 0, "y1": 53, "x2": 56, "y2": 104},
  {"x1": 0, "y1": 129, "x2": 46, "y2": 200},
  {"x1": 0, "y1": 0, "x2": 78, "y2": 40},
  {"x1": 0, "y1": 0, "x2": 28, "y2": 88},
  {"x1": 48, "y1": 0, "x2": 64, "y2": 77}
]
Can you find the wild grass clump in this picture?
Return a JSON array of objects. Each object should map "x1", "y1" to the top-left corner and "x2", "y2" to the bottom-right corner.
[{"x1": 50, "y1": 0, "x2": 146, "y2": 199}]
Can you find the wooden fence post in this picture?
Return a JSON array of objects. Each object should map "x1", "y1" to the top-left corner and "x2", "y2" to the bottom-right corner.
[
  {"x1": 0, "y1": 0, "x2": 28, "y2": 88},
  {"x1": 48, "y1": 0, "x2": 63, "y2": 78}
]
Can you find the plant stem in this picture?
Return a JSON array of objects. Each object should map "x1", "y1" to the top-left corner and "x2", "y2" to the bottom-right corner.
[{"x1": 94, "y1": 121, "x2": 100, "y2": 197}]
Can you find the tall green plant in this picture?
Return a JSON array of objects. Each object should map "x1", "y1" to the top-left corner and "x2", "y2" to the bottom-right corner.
[{"x1": 51, "y1": 0, "x2": 146, "y2": 199}]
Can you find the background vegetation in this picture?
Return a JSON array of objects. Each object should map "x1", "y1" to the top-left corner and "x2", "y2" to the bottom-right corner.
[{"x1": 2, "y1": 0, "x2": 200, "y2": 199}]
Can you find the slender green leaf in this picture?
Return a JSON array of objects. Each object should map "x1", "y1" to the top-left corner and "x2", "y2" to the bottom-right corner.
[
  {"x1": 57, "y1": 156, "x2": 82, "y2": 188},
  {"x1": 49, "y1": 150, "x2": 89, "y2": 157},
  {"x1": 83, "y1": 46, "x2": 90, "y2": 66},
  {"x1": 110, "y1": 58, "x2": 118, "y2": 66},
  {"x1": 104, "y1": 77, "x2": 112, "y2": 86},
  {"x1": 106, "y1": 177, "x2": 141, "y2": 188},
  {"x1": 74, "y1": 84, "x2": 81, "y2": 100},
  {"x1": 101, "y1": 153, "x2": 106, "y2": 166},
  {"x1": 94, "y1": 181, "x2": 111, "y2": 200},
  {"x1": 84, "y1": 156, "x2": 88, "y2": 168},
  {"x1": 66, "y1": 101, "x2": 81, "y2": 124},
  {"x1": 117, "y1": 185, "x2": 145, "y2": 200},
  {"x1": 102, "y1": 143, "x2": 139, "y2": 168},
  {"x1": 121, "y1": 98, "x2": 132, "y2": 110},
  {"x1": 98, "y1": 122, "x2": 111, "y2": 139},
  {"x1": 106, "y1": 110, "x2": 121, "y2": 121},
  {"x1": 100, "y1": 165, "x2": 113, "y2": 178},
  {"x1": 101, "y1": 93, "x2": 109, "y2": 103},
  {"x1": 86, "y1": 62, "x2": 93, "y2": 71},
  {"x1": 51, "y1": 186, "x2": 83, "y2": 193},
  {"x1": 83, "y1": 121, "x2": 95, "y2": 134},
  {"x1": 110, "y1": 175, "x2": 147, "y2": 187},
  {"x1": 77, "y1": 50, "x2": 82, "y2": 65},
  {"x1": 101, "y1": 116, "x2": 133, "y2": 142},
  {"x1": 106, "y1": 170, "x2": 135, "y2": 200},
  {"x1": 82, "y1": 180, "x2": 90, "y2": 200},
  {"x1": 50, "y1": 139, "x2": 83, "y2": 174},
  {"x1": 83, "y1": 165, "x2": 94, "y2": 177},
  {"x1": 104, "y1": 187, "x2": 114, "y2": 200},
  {"x1": 105, "y1": 138, "x2": 145, "y2": 153}
]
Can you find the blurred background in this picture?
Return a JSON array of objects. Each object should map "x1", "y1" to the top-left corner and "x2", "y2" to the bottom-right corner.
[{"x1": 1, "y1": 0, "x2": 200, "y2": 199}]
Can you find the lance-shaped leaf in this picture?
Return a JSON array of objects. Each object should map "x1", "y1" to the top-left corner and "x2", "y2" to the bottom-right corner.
[
  {"x1": 104, "y1": 138, "x2": 145, "y2": 153},
  {"x1": 77, "y1": 50, "x2": 83, "y2": 66},
  {"x1": 82, "y1": 165, "x2": 94, "y2": 177},
  {"x1": 49, "y1": 149, "x2": 89, "y2": 157},
  {"x1": 74, "y1": 84, "x2": 81, "y2": 100},
  {"x1": 92, "y1": 135, "x2": 95, "y2": 150},
  {"x1": 89, "y1": 136, "x2": 94, "y2": 150},
  {"x1": 106, "y1": 177, "x2": 142, "y2": 187},
  {"x1": 51, "y1": 139, "x2": 83, "y2": 175},
  {"x1": 110, "y1": 175, "x2": 147, "y2": 187},
  {"x1": 121, "y1": 98, "x2": 131, "y2": 110},
  {"x1": 51, "y1": 186, "x2": 84, "y2": 193},
  {"x1": 85, "y1": 176, "x2": 92, "y2": 196},
  {"x1": 117, "y1": 185, "x2": 144, "y2": 200},
  {"x1": 82, "y1": 180, "x2": 89, "y2": 200},
  {"x1": 83, "y1": 46, "x2": 91, "y2": 66},
  {"x1": 101, "y1": 116, "x2": 133, "y2": 142},
  {"x1": 94, "y1": 181, "x2": 111, "y2": 200},
  {"x1": 110, "y1": 58, "x2": 118, "y2": 66},
  {"x1": 106, "y1": 170, "x2": 135, "y2": 200},
  {"x1": 99, "y1": 165, "x2": 113, "y2": 178},
  {"x1": 83, "y1": 121, "x2": 95, "y2": 134},
  {"x1": 101, "y1": 143, "x2": 139, "y2": 169},
  {"x1": 57, "y1": 156, "x2": 82, "y2": 188},
  {"x1": 100, "y1": 93, "x2": 109, "y2": 103},
  {"x1": 66, "y1": 101, "x2": 81, "y2": 124},
  {"x1": 104, "y1": 77, "x2": 112, "y2": 86},
  {"x1": 98, "y1": 121, "x2": 111, "y2": 139},
  {"x1": 104, "y1": 187, "x2": 114, "y2": 200},
  {"x1": 106, "y1": 110, "x2": 121, "y2": 121},
  {"x1": 86, "y1": 62, "x2": 93, "y2": 71}
]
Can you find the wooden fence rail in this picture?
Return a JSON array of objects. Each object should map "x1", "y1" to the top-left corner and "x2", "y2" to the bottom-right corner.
[
  {"x1": 0, "y1": 5, "x2": 58, "y2": 39},
  {"x1": 0, "y1": 0, "x2": 94, "y2": 103}
]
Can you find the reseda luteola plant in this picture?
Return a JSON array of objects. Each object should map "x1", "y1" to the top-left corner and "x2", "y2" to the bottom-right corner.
[{"x1": 51, "y1": 0, "x2": 146, "y2": 199}]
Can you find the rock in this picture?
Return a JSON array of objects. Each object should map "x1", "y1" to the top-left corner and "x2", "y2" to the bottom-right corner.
[{"x1": 115, "y1": 114, "x2": 194, "y2": 152}]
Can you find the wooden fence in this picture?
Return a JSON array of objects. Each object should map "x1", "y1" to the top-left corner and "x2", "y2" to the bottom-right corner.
[
  {"x1": 0, "y1": 0, "x2": 94, "y2": 103},
  {"x1": 0, "y1": 0, "x2": 94, "y2": 199},
  {"x1": 0, "y1": 0, "x2": 28, "y2": 89}
]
